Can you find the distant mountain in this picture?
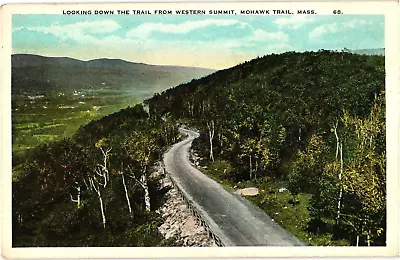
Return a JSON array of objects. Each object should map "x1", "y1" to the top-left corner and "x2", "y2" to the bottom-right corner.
[
  {"x1": 12, "y1": 54, "x2": 215, "y2": 93},
  {"x1": 350, "y1": 48, "x2": 385, "y2": 56},
  {"x1": 12, "y1": 54, "x2": 84, "y2": 68}
]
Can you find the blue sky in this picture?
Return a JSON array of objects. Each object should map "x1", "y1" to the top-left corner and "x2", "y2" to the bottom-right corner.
[{"x1": 12, "y1": 14, "x2": 384, "y2": 69}]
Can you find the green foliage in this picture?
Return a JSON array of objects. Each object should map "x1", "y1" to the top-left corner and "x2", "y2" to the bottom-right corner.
[
  {"x1": 202, "y1": 160, "x2": 235, "y2": 186},
  {"x1": 338, "y1": 92, "x2": 386, "y2": 245},
  {"x1": 147, "y1": 50, "x2": 385, "y2": 246},
  {"x1": 288, "y1": 134, "x2": 328, "y2": 194},
  {"x1": 13, "y1": 104, "x2": 179, "y2": 247}
]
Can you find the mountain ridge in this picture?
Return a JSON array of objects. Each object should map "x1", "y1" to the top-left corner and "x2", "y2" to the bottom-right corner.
[
  {"x1": 350, "y1": 48, "x2": 384, "y2": 56},
  {"x1": 11, "y1": 54, "x2": 215, "y2": 92},
  {"x1": 12, "y1": 54, "x2": 214, "y2": 70}
]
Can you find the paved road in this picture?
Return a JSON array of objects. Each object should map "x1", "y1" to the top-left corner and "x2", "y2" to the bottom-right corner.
[{"x1": 163, "y1": 128, "x2": 304, "y2": 246}]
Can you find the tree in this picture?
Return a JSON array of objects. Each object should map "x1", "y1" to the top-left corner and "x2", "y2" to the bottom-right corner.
[
  {"x1": 124, "y1": 131, "x2": 158, "y2": 212},
  {"x1": 110, "y1": 145, "x2": 133, "y2": 215},
  {"x1": 330, "y1": 120, "x2": 344, "y2": 224},
  {"x1": 89, "y1": 174, "x2": 107, "y2": 228},
  {"x1": 339, "y1": 92, "x2": 386, "y2": 245},
  {"x1": 206, "y1": 120, "x2": 215, "y2": 162}
]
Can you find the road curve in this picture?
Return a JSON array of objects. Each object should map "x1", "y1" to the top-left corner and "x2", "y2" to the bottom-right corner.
[{"x1": 163, "y1": 128, "x2": 304, "y2": 246}]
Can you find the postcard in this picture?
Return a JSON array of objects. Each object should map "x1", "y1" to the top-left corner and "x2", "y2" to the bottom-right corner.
[{"x1": 1, "y1": 1, "x2": 399, "y2": 258}]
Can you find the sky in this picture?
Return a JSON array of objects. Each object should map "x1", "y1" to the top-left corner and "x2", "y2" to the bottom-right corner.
[{"x1": 12, "y1": 14, "x2": 384, "y2": 70}]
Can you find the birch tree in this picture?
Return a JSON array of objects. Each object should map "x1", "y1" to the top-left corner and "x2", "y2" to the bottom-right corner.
[
  {"x1": 89, "y1": 175, "x2": 107, "y2": 228},
  {"x1": 339, "y1": 92, "x2": 386, "y2": 245},
  {"x1": 331, "y1": 120, "x2": 344, "y2": 224},
  {"x1": 70, "y1": 182, "x2": 81, "y2": 208},
  {"x1": 95, "y1": 139, "x2": 112, "y2": 188},
  {"x1": 206, "y1": 120, "x2": 215, "y2": 162},
  {"x1": 124, "y1": 131, "x2": 157, "y2": 212},
  {"x1": 122, "y1": 174, "x2": 132, "y2": 214}
]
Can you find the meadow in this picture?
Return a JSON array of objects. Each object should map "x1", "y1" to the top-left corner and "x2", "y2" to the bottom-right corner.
[{"x1": 12, "y1": 88, "x2": 150, "y2": 161}]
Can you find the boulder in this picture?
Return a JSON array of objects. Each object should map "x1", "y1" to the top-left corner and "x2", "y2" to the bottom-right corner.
[{"x1": 235, "y1": 187, "x2": 259, "y2": 196}]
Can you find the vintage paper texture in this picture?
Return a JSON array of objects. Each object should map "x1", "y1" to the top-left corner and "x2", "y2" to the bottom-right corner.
[{"x1": 1, "y1": 1, "x2": 399, "y2": 258}]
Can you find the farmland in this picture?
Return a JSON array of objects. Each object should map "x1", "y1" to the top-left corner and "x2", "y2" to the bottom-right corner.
[{"x1": 12, "y1": 88, "x2": 147, "y2": 160}]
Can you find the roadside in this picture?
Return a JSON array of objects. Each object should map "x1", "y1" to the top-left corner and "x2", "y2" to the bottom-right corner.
[
  {"x1": 152, "y1": 165, "x2": 216, "y2": 247},
  {"x1": 188, "y1": 147, "x2": 349, "y2": 246}
]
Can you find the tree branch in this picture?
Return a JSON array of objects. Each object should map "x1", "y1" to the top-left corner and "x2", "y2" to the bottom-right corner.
[
  {"x1": 129, "y1": 174, "x2": 146, "y2": 189},
  {"x1": 70, "y1": 194, "x2": 78, "y2": 203}
]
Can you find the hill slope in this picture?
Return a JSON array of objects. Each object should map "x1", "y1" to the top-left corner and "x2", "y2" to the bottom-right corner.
[
  {"x1": 12, "y1": 54, "x2": 215, "y2": 93},
  {"x1": 146, "y1": 50, "x2": 385, "y2": 246}
]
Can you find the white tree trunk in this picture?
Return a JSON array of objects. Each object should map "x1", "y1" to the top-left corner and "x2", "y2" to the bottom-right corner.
[
  {"x1": 356, "y1": 235, "x2": 359, "y2": 247},
  {"x1": 130, "y1": 165, "x2": 151, "y2": 213},
  {"x1": 207, "y1": 121, "x2": 215, "y2": 162},
  {"x1": 143, "y1": 104, "x2": 150, "y2": 117},
  {"x1": 98, "y1": 194, "x2": 106, "y2": 228},
  {"x1": 188, "y1": 101, "x2": 194, "y2": 117},
  {"x1": 218, "y1": 130, "x2": 223, "y2": 154},
  {"x1": 255, "y1": 160, "x2": 258, "y2": 180},
  {"x1": 98, "y1": 147, "x2": 112, "y2": 188},
  {"x1": 122, "y1": 174, "x2": 132, "y2": 214},
  {"x1": 249, "y1": 155, "x2": 252, "y2": 179},
  {"x1": 367, "y1": 232, "x2": 371, "y2": 247},
  {"x1": 333, "y1": 120, "x2": 343, "y2": 225},
  {"x1": 190, "y1": 100, "x2": 194, "y2": 116},
  {"x1": 90, "y1": 178, "x2": 107, "y2": 228},
  {"x1": 83, "y1": 178, "x2": 89, "y2": 190},
  {"x1": 70, "y1": 185, "x2": 81, "y2": 208},
  {"x1": 95, "y1": 167, "x2": 108, "y2": 188},
  {"x1": 141, "y1": 174, "x2": 151, "y2": 212},
  {"x1": 77, "y1": 186, "x2": 81, "y2": 206},
  {"x1": 336, "y1": 143, "x2": 343, "y2": 224},
  {"x1": 333, "y1": 122, "x2": 339, "y2": 158},
  {"x1": 298, "y1": 127, "x2": 302, "y2": 141}
]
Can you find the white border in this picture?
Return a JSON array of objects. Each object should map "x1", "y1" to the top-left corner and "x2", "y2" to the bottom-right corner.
[{"x1": 1, "y1": 1, "x2": 399, "y2": 258}]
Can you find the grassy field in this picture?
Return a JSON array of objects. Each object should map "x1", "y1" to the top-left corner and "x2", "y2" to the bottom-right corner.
[{"x1": 12, "y1": 88, "x2": 151, "y2": 159}]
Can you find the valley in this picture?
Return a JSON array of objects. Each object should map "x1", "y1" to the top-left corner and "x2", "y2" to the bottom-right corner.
[
  {"x1": 11, "y1": 54, "x2": 214, "y2": 161},
  {"x1": 12, "y1": 88, "x2": 143, "y2": 158}
]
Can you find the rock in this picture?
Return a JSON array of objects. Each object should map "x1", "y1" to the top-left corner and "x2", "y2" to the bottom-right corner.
[
  {"x1": 153, "y1": 163, "x2": 217, "y2": 247},
  {"x1": 235, "y1": 187, "x2": 259, "y2": 196},
  {"x1": 278, "y1": 187, "x2": 288, "y2": 193}
]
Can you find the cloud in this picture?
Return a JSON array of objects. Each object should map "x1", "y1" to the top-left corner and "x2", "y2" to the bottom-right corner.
[
  {"x1": 252, "y1": 29, "x2": 288, "y2": 42},
  {"x1": 342, "y1": 19, "x2": 373, "y2": 28},
  {"x1": 72, "y1": 20, "x2": 121, "y2": 34},
  {"x1": 126, "y1": 19, "x2": 289, "y2": 50},
  {"x1": 309, "y1": 19, "x2": 375, "y2": 39},
  {"x1": 309, "y1": 23, "x2": 339, "y2": 39},
  {"x1": 274, "y1": 16, "x2": 316, "y2": 29},
  {"x1": 14, "y1": 20, "x2": 121, "y2": 41},
  {"x1": 126, "y1": 19, "x2": 250, "y2": 38},
  {"x1": 13, "y1": 18, "x2": 291, "y2": 69},
  {"x1": 15, "y1": 18, "x2": 288, "y2": 50}
]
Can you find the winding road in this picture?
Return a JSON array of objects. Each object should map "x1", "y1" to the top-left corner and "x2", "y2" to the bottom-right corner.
[{"x1": 163, "y1": 128, "x2": 304, "y2": 246}]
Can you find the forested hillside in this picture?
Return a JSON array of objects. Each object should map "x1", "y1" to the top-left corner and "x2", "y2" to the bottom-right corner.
[
  {"x1": 13, "y1": 105, "x2": 180, "y2": 246},
  {"x1": 12, "y1": 50, "x2": 385, "y2": 247},
  {"x1": 146, "y1": 50, "x2": 386, "y2": 246}
]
